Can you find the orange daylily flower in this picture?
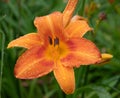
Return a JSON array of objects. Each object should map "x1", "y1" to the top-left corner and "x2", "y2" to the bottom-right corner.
[{"x1": 7, "y1": 0, "x2": 101, "y2": 94}]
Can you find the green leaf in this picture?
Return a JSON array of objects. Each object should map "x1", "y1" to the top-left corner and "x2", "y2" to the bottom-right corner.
[
  {"x1": 74, "y1": 85, "x2": 112, "y2": 98},
  {"x1": 91, "y1": 86, "x2": 112, "y2": 98}
]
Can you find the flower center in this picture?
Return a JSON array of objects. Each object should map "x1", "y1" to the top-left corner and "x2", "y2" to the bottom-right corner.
[
  {"x1": 46, "y1": 36, "x2": 69, "y2": 61},
  {"x1": 48, "y1": 36, "x2": 59, "y2": 47}
]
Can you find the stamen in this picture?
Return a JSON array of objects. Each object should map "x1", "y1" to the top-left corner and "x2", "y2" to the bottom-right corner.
[
  {"x1": 48, "y1": 36, "x2": 52, "y2": 45},
  {"x1": 54, "y1": 37, "x2": 59, "y2": 46}
]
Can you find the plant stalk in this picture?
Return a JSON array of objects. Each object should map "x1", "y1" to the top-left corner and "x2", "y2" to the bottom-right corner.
[
  {"x1": 81, "y1": 66, "x2": 90, "y2": 98},
  {"x1": 0, "y1": 31, "x2": 5, "y2": 98}
]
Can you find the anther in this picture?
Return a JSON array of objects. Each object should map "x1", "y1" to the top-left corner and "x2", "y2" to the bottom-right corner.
[
  {"x1": 54, "y1": 37, "x2": 59, "y2": 46},
  {"x1": 48, "y1": 36, "x2": 52, "y2": 45}
]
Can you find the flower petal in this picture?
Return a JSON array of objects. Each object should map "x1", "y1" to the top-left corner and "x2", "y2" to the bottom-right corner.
[
  {"x1": 14, "y1": 46, "x2": 54, "y2": 79},
  {"x1": 61, "y1": 38, "x2": 101, "y2": 67},
  {"x1": 7, "y1": 33, "x2": 42, "y2": 49},
  {"x1": 71, "y1": 15, "x2": 88, "y2": 22},
  {"x1": 34, "y1": 12, "x2": 64, "y2": 41},
  {"x1": 53, "y1": 61, "x2": 75, "y2": 94},
  {"x1": 63, "y1": 0, "x2": 78, "y2": 27},
  {"x1": 64, "y1": 18, "x2": 93, "y2": 39}
]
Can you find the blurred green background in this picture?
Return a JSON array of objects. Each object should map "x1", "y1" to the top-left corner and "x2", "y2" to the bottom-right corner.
[{"x1": 0, "y1": 0, "x2": 120, "y2": 98}]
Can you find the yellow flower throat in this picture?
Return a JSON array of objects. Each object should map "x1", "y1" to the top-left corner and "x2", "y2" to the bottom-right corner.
[{"x1": 46, "y1": 36, "x2": 69, "y2": 61}]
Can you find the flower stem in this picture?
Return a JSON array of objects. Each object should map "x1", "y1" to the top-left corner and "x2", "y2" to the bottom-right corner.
[
  {"x1": 81, "y1": 66, "x2": 90, "y2": 98},
  {"x1": 0, "y1": 31, "x2": 5, "y2": 98},
  {"x1": 78, "y1": 0, "x2": 86, "y2": 16}
]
